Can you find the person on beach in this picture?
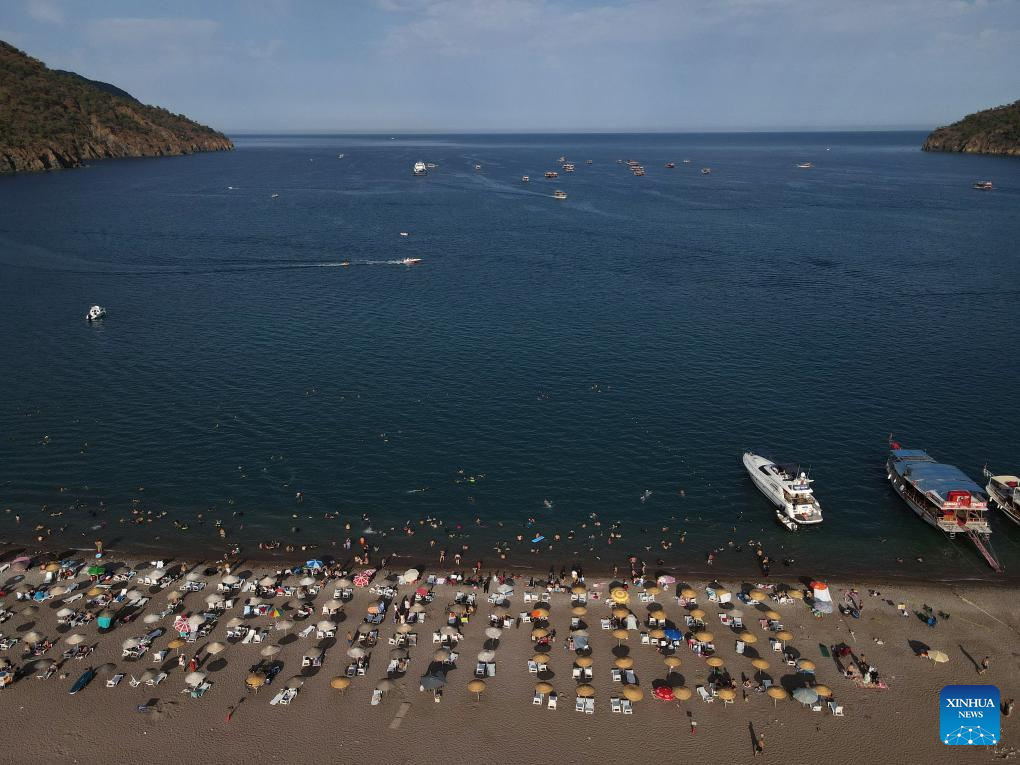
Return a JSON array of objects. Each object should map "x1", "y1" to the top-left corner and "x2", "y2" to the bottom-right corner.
[
  {"x1": 755, "y1": 734, "x2": 765, "y2": 756},
  {"x1": 979, "y1": 656, "x2": 990, "y2": 674},
  {"x1": 1006, "y1": 698, "x2": 1014, "y2": 717}
]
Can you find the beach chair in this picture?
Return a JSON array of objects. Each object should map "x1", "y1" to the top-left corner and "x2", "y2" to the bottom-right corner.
[
  {"x1": 611, "y1": 669, "x2": 622, "y2": 682},
  {"x1": 370, "y1": 689, "x2": 382, "y2": 705},
  {"x1": 547, "y1": 693, "x2": 557, "y2": 710},
  {"x1": 611, "y1": 697, "x2": 622, "y2": 713},
  {"x1": 129, "y1": 675, "x2": 141, "y2": 687},
  {"x1": 432, "y1": 631, "x2": 442, "y2": 644},
  {"x1": 762, "y1": 679, "x2": 773, "y2": 690},
  {"x1": 572, "y1": 667, "x2": 582, "y2": 680},
  {"x1": 270, "y1": 689, "x2": 286, "y2": 705},
  {"x1": 528, "y1": 660, "x2": 539, "y2": 673},
  {"x1": 486, "y1": 663, "x2": 496, "y2": 677},
  {"x1": 736, "y1": 640, "x2": 745, "y2": 655},
  {"x1": 622, "y1": 699, "x2": 633, "y2": 714},
  {"x1": 575, "y1": 697, "x2": 585, "y2": 712},
  {"x1": 831, "y1": 703, "x2": 844, "y2": 716},
  {"x1": 640, "y1": 633, "x2": 650, "y2": 645},
  {"x1": 107, "y1": 674, "x2": 124, "y2": 688},
  {"x1": 534, "y1": 692, "x2": 544, "y2": 705},
  {"x1": 149, "y1": 672, "x2": 167, "y2": 686},
  {"x1": 733, "y1": 617, "x2": 743, "y2": 629},
  {"x1": 153, "y1": 650, "x2": 167, "y2": 663},
  {"x1": 771, "y1": 639, "x2": 781, "y2": 652},
  {"x1": 585, "y1": 698, "x2": 594, "y2": 714},
  {"x1": 601, "y1": 619, "x2": 612, "y2": 630},
  {"x1": 624, "y1": 670, "x2": 636, "y2": 684},
  {"x1": 191, "y1": 681, "x2": 211, "y2": 698},
  {"x1": 811, "y1": 703, "x2": 822, "y2": 712},
  {"x1": 697, "y1": 686, "x2": 714, "y2": 703},
  {"x1": 475, "y1": 662, "x2": 486, "y2": 678},
  {"x1": 718, "y1": 614, "x2": 731, "y2": 626},
  {"x1": 571, "y1": 618, "x2": 580, "y2": 630}
]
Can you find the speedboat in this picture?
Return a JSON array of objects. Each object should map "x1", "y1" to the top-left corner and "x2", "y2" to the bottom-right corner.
[
  {"x1": 521, "y1": 176, "x2": 530, "y2": 183},
  {"x1": 797, "y1": 162, "x2": 813, "y2": 169},
  {"x1": 552, "y1": 190, "x2": 567, "y2": 200},
  {"x1": 340, "y1": 260, "x2": 351, "y2": 268},
  {"x1": 887, "y1": 439, "x2": 1000, "y2": 571},
  {"x1": 683, "y1": 159, "x2": 691, "y2": 164},
  {"x1": 426, "y1": 163, "x2": 437, "y2": 169},
  {"x1": 743, "y1": 452, "x2": 823, "y2": 530},
  {"x1": 666, "y1": 162, "x2": 675, "y2": 168},
  {"x1": 973, "y1": 181, "x2": 993, "y2": 190},
  {"x1": 85, "y1": 305, "x2": 106, "y2": 322},
  {"x1": 558, "y1": 155, "x2": 566, "y2": 163},
  {"x1": 412, "y1": 161, "x2": 428, "y2": 176},
  {"x1": 400, "y1": 258, "x2": 422, "y2": 266},
  {"x1": 271, "y1": 193, "x2": 280, "y2": 198},
  {"x1": 474, "y1": 164, "x2": 482, "y2": 171},
  {"x1": 337, "y1": 154, "x2": 345, "y2": 159},
  {"x1": 400, "y1": 232, "x2": 409, "y2": 237},
  {"x1": 984, "y1": 467, "x2": 1020, "y2": 527},
  {"x1": 701, "y1": 168, "x2": 712, "y2": 175},
  {"x1": 562, "y1": 163, "x2": 575, "y2": 172},
  {"x1": 544, "y1": 171, "x2": 558, "y2": 179}
]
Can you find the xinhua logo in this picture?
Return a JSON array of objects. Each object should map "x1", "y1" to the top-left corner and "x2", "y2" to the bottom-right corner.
[{"x1": 940, "y1": 685, "x2": 1000, "y2": 745}]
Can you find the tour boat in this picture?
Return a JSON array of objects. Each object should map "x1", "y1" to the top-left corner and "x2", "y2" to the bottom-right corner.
[
  {"x1": 85, "y1": 305, "x2": 106, "y2": 322},
  {"x1": 683, "y1": 159, "x2": 691, "y2": 164},
  {"x1": 742, "y1": 452, "x2": 823, "y2": 530},
  {"x1": 973, "y1": 181, "x2": 993, "y2": 190},
  {"x1": 521, "y1": 176, "x2": 530, "y2": 183},
  {"x1": 984, "y1": 467, "x2": 1020, "y2": 528},
  {"x1": 400, "y1": 258, "x2": 422, "y2": 266},
  {"x1": 701, "y1": 168, "x2": 712, "y2": 175},
  {"x1": 553, "y1": 190, "x2": 567, "y2": 200},
  {"x1": 666, "y1": 162, "x2": 675, "y2": 168},
  {"x1": 585, "y1": 160, "x2": 593, "y2": 165},
  {"x1": 887, "y1": 440, "x2": 1001, "y2": 572},
  {"x1": 562, "y1": 163, "x2": 575, "y2": 172},
  {"x1": 544, "y1": 171, "x2": 558, "y2": 179},
  {"x1": 797, "y1": 162, "x2": 813, "y2": 169},
  {"x1": 412, "y1": 161, "x2": 428, "y2": 176}
]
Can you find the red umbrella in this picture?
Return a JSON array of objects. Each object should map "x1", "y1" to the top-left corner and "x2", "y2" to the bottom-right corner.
[
  {"x1": 416, "y1": 587, "x2": 429, "y2": 597},
  {"x1": 654, "y1": 686, "x2": 675, "y2": 701}
]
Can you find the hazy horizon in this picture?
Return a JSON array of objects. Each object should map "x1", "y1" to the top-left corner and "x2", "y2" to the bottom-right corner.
[{"x1": 3, "y1": 0, "x2": 1018, "y2": 133}]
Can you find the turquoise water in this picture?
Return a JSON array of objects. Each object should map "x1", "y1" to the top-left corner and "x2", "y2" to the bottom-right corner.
[{"x1": 2, "y1": 132, "x2": 1019, "y2": 579}]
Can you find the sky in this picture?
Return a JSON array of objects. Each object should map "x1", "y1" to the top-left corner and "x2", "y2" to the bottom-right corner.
[{"x1": 3, "y1": 0, "x2": 1019, "y2": 133}]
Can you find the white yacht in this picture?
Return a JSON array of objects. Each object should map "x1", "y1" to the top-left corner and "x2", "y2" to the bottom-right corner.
[
  {"x1": 412, "y1": 161, "x2": 428, "y2": 176},
  {"x1": 742, "y1": 452, "x2": 823, "y2": 530},
  {"x1": 984, "y1": 467, "x2": 1020, "y2": 527},
  {"x1": 85, "y1": 305, "x2": 107, "y2": 322}
]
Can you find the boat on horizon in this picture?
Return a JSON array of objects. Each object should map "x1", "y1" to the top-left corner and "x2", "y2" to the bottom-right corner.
[
  {"x1": 521, "y1": 175, "x2": 530, "y2": 183},
  {"x1": 887, "y1": 439, "x2": 1001, "y2": 572},
  {"x1": 701, "y1": 168, "x2": 712, "y2": 175},
  {"x1": 85, "y1": 305, "x2": 106, "y2": 322},
  {"x1": 666, "y1": 162, "x2": 675, "y2": 168},
  {"x1": 797, "y1": 162, "x2": 813, "y2": 169},
  {"x1": 973, "y1": 180, "x2": 993, "y2": 190},
  {"x1": 400, "y1": 257, "x2": 422, "y2": 266},
  {"x1": 563, "y1": 163, "x2": 575, "y2": 172},
  {"x1": 553, "y1": 190, "x2": 567, "y2": 200},
  {"x1": 412, "y1": 161, "x2": 428, "y2": 176},
  {"x1": 544, "y1": 171, "x2": 558, "y2": 179},
  {"x1": 742, "y1": 452, "x2": 823, "y2": 531},
  {"x1": 474, "y1": 164, "x2": 482, "y2": 171},
  {"x1": 984, "y1": 467, "x2": 1020, "y2": 528}
]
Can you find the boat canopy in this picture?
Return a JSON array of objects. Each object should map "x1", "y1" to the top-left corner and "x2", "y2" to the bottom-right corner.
[
  {"x1": 991, "y1": 475, "x2": 1020, "y2": 487},
  {"x1": 897, "y1": 460, "x2": 984, "y2": 499},
  {"x1": 890, "y1": 448, "x2": 933, "y2": 461}
]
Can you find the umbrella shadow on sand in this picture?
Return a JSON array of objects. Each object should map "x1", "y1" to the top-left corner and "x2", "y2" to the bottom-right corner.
[
  {"x1": 907, "y1": 639, "x2": 930, "y2": 656},
  {"x1": 652, "y1": 674, "x2": 685, "y2": 689},
  {"x1": 611, "y1": 645, "x2": 630, "y2": 659},
  {"x1": 16, "y1": 621, "x2": 37, "y2": 633},
  {"x1": 318, "y1": 638, "x2": 337, "y2": 652},
  {"x1": 207, "y1": 658, "x2": 228, "y2": 673},
  {"x1": 279, "y1": 634, "x2": 299, "y2": 646}
]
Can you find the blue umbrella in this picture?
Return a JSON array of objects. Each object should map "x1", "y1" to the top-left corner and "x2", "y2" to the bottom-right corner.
[
  {"x1": 664, "y1": 628, "x2": 682, "y2": 641},
  {"x1": 306, "y1": 560, "x2": 324, "y2": 570}
]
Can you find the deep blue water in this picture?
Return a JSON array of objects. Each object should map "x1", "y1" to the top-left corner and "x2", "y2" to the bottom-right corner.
[{"x1": 2, "y1": 132, "x2": 1019, "y2": 579}]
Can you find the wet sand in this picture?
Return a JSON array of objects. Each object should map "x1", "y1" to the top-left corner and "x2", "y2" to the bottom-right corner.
[{"x1": 1, "y1": 559, "x2": 1016, "y2": 764}]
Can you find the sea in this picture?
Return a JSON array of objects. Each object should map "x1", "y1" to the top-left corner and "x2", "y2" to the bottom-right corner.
[{"x1": 2, "y1": 132, "x2": 1019, "y2": 581}]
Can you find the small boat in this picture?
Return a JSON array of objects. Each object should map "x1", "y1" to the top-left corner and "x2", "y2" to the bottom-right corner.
[
  {"x1": 412, "y1": 161, "x2": 428, "y2": 176},
  {"x1": 341, "y1": 260, "x2": 351, "y2": 268},
  {"x1": 400, "y1": 232, "x2": 409, "y2": 237},
  {"x1": 544, "y1": 171, "x2": 558, "y2": 179},
  {"x1": 797, "y1": 162, "x2": 813, "y2": 169},
  {"x1": 69, "y1": 668, "x2": 95, "y2": 695},
  {"x1": 973, "y1": 181, "x2": 993, "y2": 190},
  {"x1": 271, "y1": 193, "x2": 280, "y2": 198},
  {"x1": 521, "y1": 176, "x2": 530, "y2": 183},
  {"x1": 984, "y1": 467, "x2": 1020, "y2": 527},
  {"x1": 337, "y1": 154, "x2": 345, "y2": 159},
  {"x1": 887, "y1": 439, "x2": 1001, "y2": 572},
  {"x1": 558, "y1": 156, "x2": 566, "y2": 163},
  {"x1": 701, "y1": 168, "x2": 712, "y2": 175},
  {"x1": 426, "y1": 163, "x2": 437, "y2": 169},
  {"x1": 665, "y1": 162, "x2": 675, "y2": 168},
  {"x1": 474, "y1": 164, "x2": 482, "y2": 171},
  {"x1": 585, "y1": 160, "x2": 593, "y2": 165},
  {"x1": 553, "y1": 190, "x2": 567, "y2": 200},
  {"x1": 562, "y1": 163, "x2": 575, "y2": 172},
  {"x1": 742, "y1": 452, "x2": 823, "y2": 530},
  {"x1": 682, "y1": 159, "x2": 691, "y2": 164},
  {"x1": 85, "y1": 305, "x2": 106, "y2": 322},
  {"x1": 400, "y1": 258, "x2": 422, "y2": 266}
]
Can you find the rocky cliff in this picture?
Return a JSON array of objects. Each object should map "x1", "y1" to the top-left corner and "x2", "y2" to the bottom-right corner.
[
  {"x1": 0, "y1": 40, "x2": 232, "y2": 174},
  {"x1": 922, "y1": 100, "x2": 1020, "y2": 156}
]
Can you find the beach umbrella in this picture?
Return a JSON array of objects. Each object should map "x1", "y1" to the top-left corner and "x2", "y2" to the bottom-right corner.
[
  {"x1": 612, "y1": 607, "x2": 629, "y2": 619},
  {"x1": 718, "y1": 688, "x2": 736, "y2": 703},
  {"x1": 739, "y1": 631, "x2": 758, "y2": 644},
  {"x1": 610, "y1": 590, "x2": 629, "y2": 605},
  {"x1": 814, "y1": 685, "x2": 833, "y2": 697},
  {"x1": 664, "y1": 657, "x2": 682, "y2": 669},
  {"x1": 402, "y1": 568, "x2": 420, "y2": 583},
  {"x1": 286, "y1": 676, "x2": 304, "y2": 689},
  {"x1": 86, "y1": 587, "x2": 103, "y2": 598},
  {"x1": 749, "y1": 589, "x2": 767, "y2": 602},
  {"x1": 793, "y1": 687, "x2": 819, "y2": 705},
  {"x1": 649, "y1": 608, "x2": 666, "y2": 620},
  {"x1": 649, "y1": 628, "x2": 666, "y2": 639},
  {"x1": 467, "y1": 679, "x2": 486, "y2": 699},
  {"x1": 532, "y1": 607, "x2": 550, "y2": 619},
  {"x1": 789, "y1": 589, "x2": 804, "y2": 600},
  {"x1": 396, "y1": 623, "x2": 413, "y2": 634},
  {"x1": 674, "y1": 686, "x2": 692, "y2": 701},
  {"x1": 387, "y1": 647, "x2": 409, "y2": 661},
  {"x1": 446, "y1": 603, "x2": 465, "y2": 615},
  {"x1": 187, "y1": 614, "x2": 205, "y2": 630},
  {"x1": 44, "y1": 562, "x2": 61, "y2": 573},
  {"x1": 186, "y1": 572, "x2": 203, "y2": 582},
  {"x1": 220, "y1": 574, "x2": 239, "y2": 585},
  {"x1": 571, "y1": 629, "x2": 589, "y2": 638},
  {"x1": 767, "y1": 686, "x2": 789, "y2": 706},
  {"x1": 87, "y1": 565, "x2": 105, "y2": 577},
  {"x1": 120, "y1": 637, "x2": 139, "y2": 649},
  {"x1": 259, "y1": 576, "x2": 276, "y2": 587},
  {"x1": 623, "y1": 685, "x2": 644, "y2": 701},
  {"x1": 24, "y1": 630, "x2": 41, "y2": 644},
  {"x1": 477, "y1": 650, "x2": 495, "y2": 663},
  {"x1": 927, "y1": 650, "x2": 950, "y2": 664},
  {"x1": 797, "y1": 659, "x2": 816, "y2": 671},
  {"x1": 576, "y1": 684, "x2": 595, "y2": 698},
  {"x1": 377, "y1": 679, "x2": 395, "y2": 693},
  {"x1": 330, "y1": 676, "x2": 351, "y2": 692},
  {"x1": 569, "y1": 605, "x2": 587, "y2": 617},
  {"x1": 275, "y1": 619, "x2": 294, "y2": 632},
  {"x1": 536, "y1": 681, "x2": 553, "y2": 694},
  {"x1": 531, "y1": 628, "x2": 548, "y2": 639},
  {"x1": 185, "y1": 671, "x2": 207, "y2": 686},
  {"x1": 324, "y1": 599, "x2": 343, "y2": 612},
  {"x1": 484, "y1": 627, "x2": 502, "y2": 640},
  {"x1": 752, "y1": 658, "x2": 770, "y2": 671},
  {"x1": 269, "y1": 607, "x2": 283, "y2": 619},
  {"x1": 420, "y1": 673, "x2": 446, "y2": 690},
  {"x1": 706, "y1": 656, "x2": 724, "y2": 668},
  {"x1": 141, "y1": 613, "x2": 161, "y2": 625},
  {"x1": 336, "y1": 577, "x2": 354, "y2": 589},
  {"x1": 434, "y1": 648, "x2": 452, "y2": 662},
  {"x1": 614, "y1": 656, "x2": 634, "y2": 670},
  {"x1": 532, "y1": 654, "x2": 549, "y2": 665},
  {"x1": 653, "y1": 686, "x2": 675, "y2": 701},
  {"x1": 776, "y1": 630, "x2": 794, "y2": 643},
  {"x1": 680, "y1": 587, "x2": 696, "y2": 598},
  {"x1": 167, "y1": 638, "x2": 185, "y2": 650},
  {"x1": 571, "y1": 585, "x2": 586, "y2": 595},
  {"x1": 246, "y1": 672, "x2": 266, "y2": 688},
  {"x1": 56, "y1": 607, "x2": 74, "y2": 618},
  {"x1": 646, "y1": 585, "x2": 662, "y2": 597},
  {"x1": 576, "y1": 656, "x2": 594, "y2": 668},
  {"x1": 694, "y1": 631, "x2": 713, "y2": 643},
  {"x1": 166, "y1": 591, "x2": 183, "y2": 603},
  {"x1": 317, "y1": 620, "x2": 335, "y2": 632},
  {"x1": 260, "y1": 644, "x2": 282, "y2": 657},
  {"x1": 49, "y1": 585, "x2": 68, "y2": 597},
  {"x1": 497, "y1": 583, "x2": 513, "y2": 595},
  {"x1": 612, "y1": 629, "x2": 629, "y2": 642},
  {"x1": 347, "y1": 646, "x2": 367, "y2": 659},
  {"x1": 206, "y1": 641, "x2": 227, "y2": 655},
  {"x1": 225, "y1": 617, "x2": 244, "y2": 629},
  {"x1": 204, "y1": 594, "x2": 223, "y2": 606},
  {"x1": 439, "y1": 625, "x2": 460, "y2": 637},
  {"x1": 357, "y1": 622, "x2": 376, "y2": 636},
  {"x1": 716, "y1": 588, "x2": 730, "y2": 599},
  {"x1": 689, "y1": 609, "x2": 705, "y2": 620},
  {"x1": 764, "y1": 609, "x2": 781, "y2": 620},
  {"x1": 410, "y1": 603, "x2": 427, "y2": 614}
]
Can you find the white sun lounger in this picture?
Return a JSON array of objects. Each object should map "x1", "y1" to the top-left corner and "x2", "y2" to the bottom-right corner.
[
  {"x1": 106, "y1": 673, "x2": 124, "y2": 688},
  {"x1": 697, "y1": 686, "x2": 713, "y2": 702},
  {"x1": 547, "y1": 693, "x2": 557, "y2": 709},
  {"x1": 611, "y1": 697, "x2": 622, "y2": 713},
  {"x1": 621, "y1": 699, "x2": 633, "y2": 714}
]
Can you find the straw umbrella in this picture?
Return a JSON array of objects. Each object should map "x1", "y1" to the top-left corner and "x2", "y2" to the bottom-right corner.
[
  {"x1": 377, "y1": 679, "x2": 395, "y2": 694},
  {"x1": 797, "y1": 659, "x2": 816, "y2": 672},
  {"x1": 623, "y1": 685, "x2": 644, "y2": 702},
  {"x1": 814, "y1": 685, "x2": 833, "y2": 697},
  {"x1": 532, "y1": 654, "x2": 549, "y2": 666},
  {"x1": 286, "y1": 676, "x2": 305, "y2": 690},
  {"x1": 66, "y1": 633, "x2": 86, "y2": 646},
  {"x1": 739, "y1": 631, "x2": 758, "y2": 644},
  {"x1": 689, "y1": 608, "x2": 706, "y2": 620},
  {"x1": 706, "y1": 656, "x2": 724, "y2": 668},
  {"x1": 44, "y1": 562, "x2": 61, "y2": 573},
  {"x1": 776, "y1": 630, "x2": 794, "y2": 647},
  {"x1": 614, "y1": 656, "x2": 634, "y2": 670},
  {"x1": 764, "y1": 609, "x2": 781, "y2": 620},
  {"x1": 531, "y1": 628, "x2": 548, "y2": 640},
  {"x1": 767, "y1": 686, "x2": 788, "y2": 707},
  {"x1": 649, "y1": 608, "x2": 666, "y2": 621},
  {"x1": 748, "y1": 589, "x2": 767, "y2": 602},
  {"x1": 246, "y1": 672, "x2": 266, "y2": 690},
  {"x1": 24, "y1": 630, "x2": 42, "y2": 644},
  {"x1": 536, "y1": 681, "x2": 554, "y2": 695},
  {"x1": 434, "y1": 648, "x2": 452, "y2": 663},
  {"x1": 571, "y1": 585, "x2": 586, "y2": 596},
  {"x1": 718, "y1": 687, "x2": 736, "y2": 705},
  {"x1": 680, "y1": 587, "x2": 696, "y2": 599},
  {"x1": 612, "y1": 628, "x2": 629, "y2": 644},
  {"x1": 645, "y1": 585, "x2": 661, "y2": 598},
  {"x1": 649, "y1": 628, "x2": 666, "y2": 640},
  {"x1": 50, "y1": 585, "x2": 68, "y2": 597},
  {"x1": 576, "y1": 656, "x2": 594, "y2": 668},
  {"x1": 467, "y1": 679, "x2": 486, "y2": 699},
  {"x1": 484, "y1": 627, "x2": 502, "y2": 641},
  {"x1": 694, "y1": 631, "x2": 713, "y2": 643},
  {"x1": 576, "y1": 684, "x2": 595, "y2": 698},
  {"x1": 664, "y1": 656, "x2": 682, "y2": 670},
  {"x1": 347, "y1": 646, "x2": 367, "y2": 659},
  {"x1": 612, "y1": 607, "x2": 629, "y2": 620},
  {"x1": 396, "y1": 623, "x2": 414, "y2": 635},
  {"x1": 477, "y1": 650, "x2": 495, "y2": 664},
  {"x1": 789, "y1": 589, "x2": 804, "y2": 600},
  {"x1": 571, "y1": 606, "x2": 587, "y2": 617},
  {"x1": 674, "y1": 686, "x2": 692, "y2": 701},
  {"x1": 143, "y1": 613, "x2": 161, "y2": 625},
  {"x1": 185, "y1": 671, "x2": 207, "y2": 687},
  {"x1": 926, "y1": 650, "x2": 949, "y2": 664},
  {"x1": 330, "y1": 676, "x2": 351, "y2": 694},
  {"x1": 751, "y1": 658, "x2": 770, "y2": 678},
  {"x1": 168, "y1": 638, "x2": 185, "y2": 652}
]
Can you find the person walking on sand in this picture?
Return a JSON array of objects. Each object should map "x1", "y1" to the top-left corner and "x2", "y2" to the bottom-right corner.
[
  {"x1": 754, "y1": 734, "x2": 765, "y2": 756},
  {"x1": 979, "y1": 655, "x2": 990, "y2": 674}
]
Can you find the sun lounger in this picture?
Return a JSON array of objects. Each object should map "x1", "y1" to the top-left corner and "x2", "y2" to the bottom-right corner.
[
  {"x1": 572, "y1": 667, "x2": 582, "y2": 680},
  {"x1": 611, "y1": 697, "x2": 622, "y2": 713},
  {"x1": 486, "y1": 663, "x2": 496, "y2": 677},
  {"x1": 622, "y1": 699, "x2": 633, "y2": 714},
  {"x1": 191, "y1": 681, "x2": 211, "y2": 698},
  {"x1": 575, "y1": 697, "x2": 585, "y2": 712},
  {"x1": 547, "y1": 693, "x2": 557, "y2": 709},
  {"x1": 736, "y1": 640, "x2": 745, "y2": 654},
  {"x1": 611, "y1": 669, "x2": 622, "y2": 682},
  {"x1": 811, "y1": 703, "x2": 822, "y2": 711},
  {"x1": 585, "y1": 698, "x2": 594, "y2": 714},
  {"x1": 640, "y1": 633, "x2": 649, "y2": 645},
  {"x1": 534, "y1": 692, "x2": 544, "y2": 705},
  {"x1": 371, "y1": 689, "x2": 382, "y2": 705},
  {"x1": 270, "y1": 689, "x2": 287, "y2": 705},
  {"x1": 146, "y1": 672, "x2": 167, "y2": 686},
  {"x1": 528, "y1": 660, "x2": 539, "y2": 673},
  {"x1": 624, "y1": 670, "x2": 636, "y2": 684},
  {"x1": 830, "y1": 702, "x2": 844, "y2": 716},
  {"x1": 697, "y1": 686, "x2": 714, "y2": 703},
  {"x1": 129, "y1": 675, "x2": 141, "y2": 687},
  {"x1": 107, "y1": 674, "x2": 124, "y2": 688},
  {"x1": 475, "y1": 662, "x2": 486, "y2": 678},
  {"x1": 601, "y1": 619, "x2": 612, "y2": 630}
]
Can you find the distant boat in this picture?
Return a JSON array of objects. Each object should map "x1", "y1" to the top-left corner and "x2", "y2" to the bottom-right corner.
[
  {"x1": 558, "y1": 155, "x2": 566, "y2": 163},
  {"x1": 69, "y1": 668, "x2": 95, "y2": 695},
  {"x1": 341, "y1": 260, "x2": 351, "y2": 268},
  {"x1": 400, "y1": 232, "x2": 409, "y2": 237},
  {"x1": 521, "y1": 176, "x2": 530, "y2": 183},
  {"x1": 412, "y1": 161, "x2": 427, "y2": 176},
  {"x1": 271, "y1": 193, "x2": 280, "y2": 198},
  {"x1": 337, "y1": 154, "x2": 345, "y2": 159},
  {"x1": 401, "y1": 258, "x2": 422, "y2": 266},
  {"x1": 85, "y1": 305, "x2": 106, "y2": 322},
  {"x1": 682, "y1": 159, "x2": 691, "y2": 164},
  {"x1": 701, "y1": 168, "x2": 712, "y2": 175},
  {"x1": 426, "y1": 163, "x2": 437, "y2": 169},
  {"x1": 985, "y1": 467, "x2": 1020, "y2": 528},
  {"x1": 553, "y1": 190, "x2": 567, "y2": 200},
  {"x1": 973, "y1": 180, "x2": 993, "y2": 190},
  {"x1": 544, "y1": 171, "x2": 558, "y2": 179},
  {"x1": 562, "y1": 163, "x2": 575, "y2": 172},
  {"x1": 797, "y1": 162, "x2": 813, "y2": 169},
  {"x1": 585, "y1": 159, "x2": 593, "y2": 165},
  {"x1": 474, "y1": 164, "x2": 482, "y2": 171},
  {"x1": 666, "y1": 162, "x2": 675, "y2": 168}
]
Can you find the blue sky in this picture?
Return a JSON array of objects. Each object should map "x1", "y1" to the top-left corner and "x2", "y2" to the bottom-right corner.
[{"x1": 3, "y1": 0, "x2": 1018, "y2": 132}]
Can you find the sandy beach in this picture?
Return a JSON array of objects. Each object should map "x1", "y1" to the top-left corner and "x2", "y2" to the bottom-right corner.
[{"x1": 0, "y1": 553, "x2": 1015, "y2": 765}]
